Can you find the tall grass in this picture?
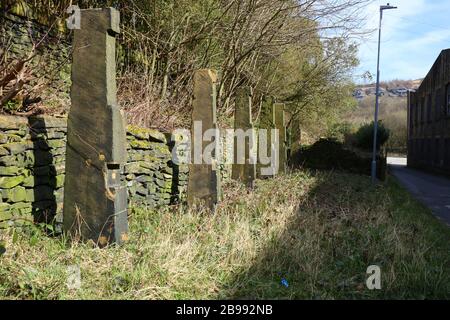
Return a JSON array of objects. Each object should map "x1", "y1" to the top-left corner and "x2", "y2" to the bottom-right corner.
[{"x1": 0, "y1": 170, "x2": 449, "y2": 299}]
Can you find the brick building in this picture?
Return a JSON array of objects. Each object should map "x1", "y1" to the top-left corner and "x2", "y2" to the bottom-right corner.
[{"x1": 407, "y1": 49, "x2": 450, "y2": 174}]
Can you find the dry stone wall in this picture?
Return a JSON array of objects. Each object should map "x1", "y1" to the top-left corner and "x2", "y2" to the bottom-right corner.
[
  {"x1": 0, "y1": 116, "x2": 66, "y2": 228},
  {"x1": 126, "y1": 126, "x2": 188, "y2": 207},
  {"x1": 0, "y1": 115, "x2": 188, "y2": 228}
]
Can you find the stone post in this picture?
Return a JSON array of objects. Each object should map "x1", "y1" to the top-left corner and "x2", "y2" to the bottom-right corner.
[
  {"x1": 257, "y1": 97, "x2": 275, "y2": 178},
  {"x1": 63, "y1": 8, "x2": 128, "y2": 246},
  {"x1": 187, "y1": 69, "x2": 221, "y2": 210},
  {"x1": 232, "y1": 87, "x2": 256, "y2": 188},
  {"x1": 274, "y1": 103, "x2": 287, "y2": 174},
  {"x1": 284, "y1": 109, "x2": 301, "y2": 166},
  {"x1": 284, "y1": 109, "x2": 293, "y2": 165},
  {"x1": 291, "y1": 116, "x2": 301, "y2": 148}
]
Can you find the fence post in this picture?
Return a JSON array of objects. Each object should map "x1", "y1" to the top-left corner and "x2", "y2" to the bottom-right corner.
[
  {"x1": 63, "y1": 8, "x2": 128, "y2": 246},
  {"x1": 232, "y1": 87, "x2": 256, "y2": 188},
  {"x1": 274, "y1": 103, "x2": 287, "y2": 174},
  {"x1": 187, "y1": 69, "x2": 221, "y2": 210}
]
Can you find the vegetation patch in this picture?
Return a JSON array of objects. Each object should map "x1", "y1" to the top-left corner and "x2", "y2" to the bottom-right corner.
[
  {"x1": 1, "y1": 170, "x2": 449, "y2": 299},
  {"x1": 293, "y1": 139, "x2": 372, "y2": 175}
]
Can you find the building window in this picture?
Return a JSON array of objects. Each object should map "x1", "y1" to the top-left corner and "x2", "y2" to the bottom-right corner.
[{"x1": 446, "y1": 84, "x2": 450, "y2": 116}]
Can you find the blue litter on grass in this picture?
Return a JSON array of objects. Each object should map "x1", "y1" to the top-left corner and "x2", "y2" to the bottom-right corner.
[{"x1": 281, "y1": 278, "x2": 289, "y2": 288}]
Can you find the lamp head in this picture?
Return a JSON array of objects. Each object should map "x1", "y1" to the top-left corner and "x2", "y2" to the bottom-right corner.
[{"x1": 381, "y1": 3, "x2": 398, "y2": 10}]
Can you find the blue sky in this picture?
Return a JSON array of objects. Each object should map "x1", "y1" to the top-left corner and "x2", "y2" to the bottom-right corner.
[{"x1": 355, "y1": 0, "x2": 450, "y2": 84}]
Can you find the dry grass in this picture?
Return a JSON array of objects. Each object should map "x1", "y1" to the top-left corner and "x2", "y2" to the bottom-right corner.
[{"x1": 0, "y1": 170, "x2": 449, "y2": 299}]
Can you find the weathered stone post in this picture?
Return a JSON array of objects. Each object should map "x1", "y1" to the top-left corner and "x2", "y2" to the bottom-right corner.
[
  {"x1": 290, "y1": 115, "x2": 301, "y2": 166},
  {"x1": 291, "y1": 116, "x2": 301, "y2": 148},
  {"x1": 187, "y1": 69, "x2": 221, "y2": 210},
  {"x1": 284, "y1": 109, "x2": 293, "y2": 164},
  {"x1": 274, "y1": 103, "x2": 287, "y2": 174},
  {"x1": 63, "y1": 8, "x2": 128, "y2": 246},
  {"x1": 284, "y1": 109, "x2": 301, "y2": 166},
  {"x1": 257, "y1": 97, "x2": 276, "y2": 178},
  {"x1": 232, "y1": 87, "x2": 256, "y2": 188}
]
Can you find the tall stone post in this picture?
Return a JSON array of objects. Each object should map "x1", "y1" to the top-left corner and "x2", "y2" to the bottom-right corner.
[
  {"x1": 291, "y1": 116, "x2": 301, "y2": 149},
  {"x1": 284, "y1": 109, "x2": 293, "y2": 165},
  {"x1": 257, "y1": 97, "x2": 276, "y2": 178},
  {"x1": 63, "y1": 8, "x2": 128, "y2": 246},
  {"x1": 187, "y1": 69, "x2": 221, "y2": 210},
  {"x1": 284, "y1": 109, "x2": 301, "y2": 166},
  {"x1": 274, "y1": 103, "x2": 287, "y2": 174},
  {"x1": 232, "y1": 87, "x2": 256, "y2": 188}
]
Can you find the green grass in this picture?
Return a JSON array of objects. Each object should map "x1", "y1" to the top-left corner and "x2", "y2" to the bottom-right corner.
[{"x1": 0, "y1": 170, "x2": 449, "y2": 299}]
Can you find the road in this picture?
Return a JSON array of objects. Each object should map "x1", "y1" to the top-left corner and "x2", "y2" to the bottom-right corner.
[{"x1": 388, "y1": 157, "x2": 450, "y2": 227}]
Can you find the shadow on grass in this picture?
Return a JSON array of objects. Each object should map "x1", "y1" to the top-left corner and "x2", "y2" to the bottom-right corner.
[
  {"x1": 217, "y1": 171, "x2": 450, "y2": 300},
  {"x1": 291, "y1": 139, "x2": 387, "y2": 180}
]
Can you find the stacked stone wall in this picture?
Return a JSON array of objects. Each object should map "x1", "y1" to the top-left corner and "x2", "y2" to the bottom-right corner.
[{"x1": 0, "y1": 115, "x2": 188, "y2": 228}]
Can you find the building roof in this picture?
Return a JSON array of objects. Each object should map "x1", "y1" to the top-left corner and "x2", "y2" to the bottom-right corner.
[{"x1": 416, "y1": 48, "x2": 450, "y2": 94}]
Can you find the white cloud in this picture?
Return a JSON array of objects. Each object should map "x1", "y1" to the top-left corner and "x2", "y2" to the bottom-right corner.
[{"x1": 356, "y1": 0, "x2": 450, "y2": 81}]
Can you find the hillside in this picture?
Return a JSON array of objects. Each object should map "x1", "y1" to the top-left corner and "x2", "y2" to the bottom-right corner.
[{"x1": 354, "y1": 79, "x2": 422, "y2": 100}]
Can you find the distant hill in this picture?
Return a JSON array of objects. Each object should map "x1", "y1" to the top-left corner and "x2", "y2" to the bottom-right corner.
[
  {"x1": 379, "y1": 79, "x2": 422, "y2": 90},
  {"x1": 353, "y1": 79, "x2": 422, "y2": 100}
]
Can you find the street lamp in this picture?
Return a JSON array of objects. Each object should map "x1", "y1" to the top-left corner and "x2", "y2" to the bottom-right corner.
[{"x1": 371, "y1": 3, "x2": 397, "y2": 184}]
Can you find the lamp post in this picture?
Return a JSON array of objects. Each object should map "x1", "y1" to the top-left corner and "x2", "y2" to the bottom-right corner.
[{"x1": 371, "y1": 3, "x2": 398, "y2": 184}]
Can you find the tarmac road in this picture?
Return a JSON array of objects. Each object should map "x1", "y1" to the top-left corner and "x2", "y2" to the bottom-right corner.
[{"x1": 388, "y1": 157, "x2": 450, "y2": 227}]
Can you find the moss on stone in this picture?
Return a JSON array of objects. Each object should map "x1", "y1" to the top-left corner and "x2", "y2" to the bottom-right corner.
[
  {"x1": 0, "y1": 116, "x2": 187, "y2": 219},
  {"x1": 6, "y1": 134, "x2": 24, "y2": 143},
  {"x1": 129, "y1": 140, "x2": 152, "y2": 150},
  {"x1": 0, "y1": 166, "x2": 25, "y2": 176},
  {"x1": 0, "y1": 175, "x2": 25, "y2": 189},
  {"x1": 2, "y1": 186, "x2": 27, "y2": 203},
  {"x1": 0, "y1": 146, "x2": 9, "y2": 156},
  {"x1": 127, "y1": 125, "x2": 167, "y2": 143},
  {"x1": 47, "y1": 139, "x2": 66, "y2": 149},
  {"x1": 0, "y1": 203, "x2": 11, "y2": 213},
  {"x1": 127, "y1": 125, "x2": 149, "y2": 140},
  {"x1": 0, "y1": 155, "x2": 19, "y2": 167},
  {"x1": 22, "y1": 175, "x2": 35, "y2": 187},
  {"x1": 0, "y1": 210, "x2": 12, "y2": 221},
  {"x1": 55, "y1": 175, "x2": 65, "y2": 188},
  {"x1": 0, "y1": 134, "x2": 8, "y2": 144},
  {"x1": 2, "y1": 141, "x2": 33, "y2": 154},
  {"x1": 25, "y1": 189, "x2": 35, "y2": 202}
]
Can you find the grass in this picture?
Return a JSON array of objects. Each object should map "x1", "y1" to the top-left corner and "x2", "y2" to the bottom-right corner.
[{"x1": 0, "y1": 170, "x2": 449, "y2": 299}]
